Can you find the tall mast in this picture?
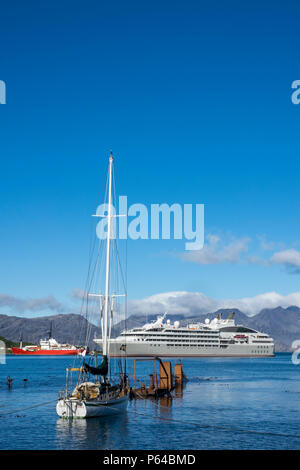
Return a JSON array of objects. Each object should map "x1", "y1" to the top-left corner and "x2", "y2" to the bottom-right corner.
[{"x1": 103, "y1": 151, "x2": 113, "y2": 357}]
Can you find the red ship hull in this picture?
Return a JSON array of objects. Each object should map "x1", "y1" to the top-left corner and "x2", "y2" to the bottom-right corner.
[{"x1": 11, "y1": 347, "x2": 80, "y2": 355}]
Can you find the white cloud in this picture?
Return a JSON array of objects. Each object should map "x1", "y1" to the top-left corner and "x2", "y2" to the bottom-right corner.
[
  {"x1": 271, "y1": 249, "x2": 300, "y2": 271},
  {"x1": 206, "y1": 234, "x2": 220, "y2": 244},
  {"x1": 247, "y1": 255, "x2": 269, "y2": 266},
  {"x1": 72, "y1": 288, "x2": 86, "y2": 300},
  {"x1": 257, "y1": 235, "x2": 276, "y2": 251},
  {"x1": 0, "y1": 294, "x2": 66, "y2": 315},
  {"x1": 226, "y1": 291, "x2": 300, "y2": 315},
  {"x1": 182, "y1": 234, "x2": 251, "y2": 265},
  {"x1": 181, "y1": 233, "x2": 300, "y2": 274},
  {"x1": 128, "y1": 290, "x2": 300, "y2": 317},
  {"x1": 3, "y1": 288, "x2": 300, "y2": 319},
  {"x1": 128, "y1": 291, "x2": 213, "y2": 317}
]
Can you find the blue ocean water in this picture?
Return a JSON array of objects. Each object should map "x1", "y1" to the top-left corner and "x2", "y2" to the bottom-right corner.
[{"x1": 0, "y1": 353, "x2": 299, "y2": 450}]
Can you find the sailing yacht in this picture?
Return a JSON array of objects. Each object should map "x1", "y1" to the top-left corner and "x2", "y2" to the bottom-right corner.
[{"x1": 56, "y1": 151, "x2": 129, "y2": 418}]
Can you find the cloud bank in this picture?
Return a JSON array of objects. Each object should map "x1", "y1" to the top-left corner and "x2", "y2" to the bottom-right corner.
[
  {"x1": 1, "y1": 289, "x2": 300, "y2": 318},
  {"x1": 182, "y1": 235, "x2": 251, "y2": 264},
  {"x1": 128, "y1": 290, "x2": 300, "y2": 317},
  {"x1": 181, "y1": 233, "x2": 300, "y2": 275},
  {"x1": 270, "y1": 249, "x2": 300, "y2": 273},
  {"x1": 0, "y1": 294, "x2": 66, "y2": 315}
]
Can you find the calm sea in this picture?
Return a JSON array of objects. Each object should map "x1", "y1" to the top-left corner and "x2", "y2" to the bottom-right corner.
[{"x1": 0, "y1": 353, "x2": 299, "y2": 450}]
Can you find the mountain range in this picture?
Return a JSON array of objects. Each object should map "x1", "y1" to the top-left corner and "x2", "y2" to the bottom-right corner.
[
  {"x1": 0, "y1": 313, "x2": 101, "y2": 349},
  {"x1": 0, "y1": 306, "x2": 299, "y2": 351}
]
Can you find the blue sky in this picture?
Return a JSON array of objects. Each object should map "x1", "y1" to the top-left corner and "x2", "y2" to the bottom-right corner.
[{"x1": 1, "y1": 0, "x2": 300, "y2": 317}]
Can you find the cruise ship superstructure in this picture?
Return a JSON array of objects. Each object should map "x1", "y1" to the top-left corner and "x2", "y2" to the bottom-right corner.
[{"x1": 94, "y1": 312, "x2": 274, "y2": 357}]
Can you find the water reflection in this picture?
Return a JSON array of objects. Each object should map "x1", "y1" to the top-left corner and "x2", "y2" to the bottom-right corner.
[
  {"x1": 55, "y1": 413, "x2": 129, "y2": 449},
  {"x1": 4, "y1": 354, "x2": 300, "y2": 450},
  {"x1": 159, "y1": 396, "x2": 172, "y2": 417},
  {"x1": 174, "y1": 381, "x2": 186, "y2": 399}
]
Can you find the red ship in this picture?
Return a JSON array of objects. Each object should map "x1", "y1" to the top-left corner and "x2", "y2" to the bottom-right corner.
[
  {"x1": 11, "y1": 344, "x2": 82, "y2": 355},
  {"x1": 12, "y1": 326, "x2": 85, "y2": 356}
]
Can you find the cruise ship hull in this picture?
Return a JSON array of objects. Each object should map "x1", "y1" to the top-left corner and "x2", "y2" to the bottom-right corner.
[{"x1": 97, "y1": 340, "x2": 275, "y2": 358}]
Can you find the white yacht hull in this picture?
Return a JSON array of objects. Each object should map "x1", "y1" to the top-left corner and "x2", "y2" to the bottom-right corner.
[
  {"x1": 56, "y1": 395, "x2": 128, "y2": 418},
  {"x1": 96, "y1": 339, "x2": 275, "y2": 358}
]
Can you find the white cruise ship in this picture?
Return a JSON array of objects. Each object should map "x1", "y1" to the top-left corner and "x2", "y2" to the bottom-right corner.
[{"x1": 94, "y1": 312, "x2": 275, "y2": 358}]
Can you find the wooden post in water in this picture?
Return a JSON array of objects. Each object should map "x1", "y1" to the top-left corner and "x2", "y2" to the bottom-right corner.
[
  {"x1": 134, "y1": 358, "x2": 136, "y2": 391},
  {"x1": 150, "y1": 374, "x2": 154, "y2": 390},
  {"x1": 154, "y1": 359, "x2": 157, "y2": 387},
  {"x1": 160, "y1": 361, "x2": 172, "y2": 391},
  {"x1": 174, "y1": 363, "x2": 183, "y2": 384}
]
